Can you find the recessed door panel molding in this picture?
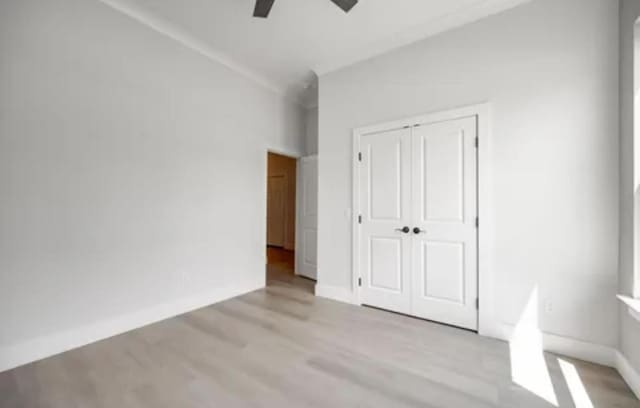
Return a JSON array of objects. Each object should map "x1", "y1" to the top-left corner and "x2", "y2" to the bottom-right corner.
[
  {"x1": 421, "y1": 241, "x2": 465, "y2": 303},
  {"x1": 369, "y1": 237, "x2": 403, "y2": 292},
  {"x1": 367, "y1": 137, "x2": 403, "y2": 220},
  {"x1": 354, "y1": 112, "x2": 479, "y2": 331},
  {"x1": 420, "y1": 125, "x2": 465, "y2": 223},
  {"x1": 303, "y1": 160, "x2": 318, "y2": 217},
  {"x1": 303, "y1": 230, "x2": 317, "y2": 265}
]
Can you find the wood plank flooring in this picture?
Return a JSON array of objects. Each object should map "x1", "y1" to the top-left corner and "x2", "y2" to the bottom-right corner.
[
  {"x1": 1, "y1": 275, "x2": 638, "y2": 407},
  {"x1": 266, "y1": 247, "x2": 314, "y2": 295}
]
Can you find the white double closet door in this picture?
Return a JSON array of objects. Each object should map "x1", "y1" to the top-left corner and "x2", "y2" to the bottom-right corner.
[{"x1": 358, "y1": 116, "x2": 478, "y2": 330}]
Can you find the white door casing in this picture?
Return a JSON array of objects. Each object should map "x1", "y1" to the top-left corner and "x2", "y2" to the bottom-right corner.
[
  {"x1": 355, "y1": 113, "x2": 479, "y2": 330},
  {"x1": 296, "y1": 156, "x2": 318, "y2": 279}
]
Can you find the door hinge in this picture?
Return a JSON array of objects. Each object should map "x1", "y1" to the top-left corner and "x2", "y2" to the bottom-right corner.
[
  {"x1": 358, "y1": 278, "x2": 362, "y2": 287},
  {"x1": 358, "y1": 152, "x2": 362, "y2": 162},
  {"x1": 358, "y1": 215, "x2": 362, "y2": 224},
  {"x1": 475, "y1": 298, "x2": 479, "y2": 310},
  {"x1": 475, "y1": 137, "x2": 479, "y2": 148},
  {"x1": 475, "y1": 217, "x2": 479, "y2": 228}
]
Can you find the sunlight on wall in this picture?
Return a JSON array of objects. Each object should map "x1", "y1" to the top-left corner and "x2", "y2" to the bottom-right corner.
[
  {"x1": 558, "y1": 359, "x2": 594, "y2": 408},
  {"x1": 509, "y1": 287, "x2": 558, "y2": 406}
]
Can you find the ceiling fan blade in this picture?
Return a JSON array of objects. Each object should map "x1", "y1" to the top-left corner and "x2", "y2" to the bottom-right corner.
[
  {"x1": 329, "y1": 0, "x2": 358, "y2": 13},
  {"x1": 253, "y1": 0, "x2": 275, "y2": 18}
]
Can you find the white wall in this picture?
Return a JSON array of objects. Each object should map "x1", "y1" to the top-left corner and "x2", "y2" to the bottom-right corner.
[
  {"x1": 620, "y1": 0, "x2": 640, "y2": 375},
  {"x1": 305, "y1": 107, "x2": 319, "y2": 156},
  {"x1": 0, "y1": 0, "x2": 304, "y2": 369},
  {"x1": 318, "y1": 0, "x2": 619, "y2": 347}
]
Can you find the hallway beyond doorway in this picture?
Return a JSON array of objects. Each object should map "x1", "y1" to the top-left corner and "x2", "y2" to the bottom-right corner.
[{"x1": 267, "y1": 246, "x2": 314, "y2": 294}]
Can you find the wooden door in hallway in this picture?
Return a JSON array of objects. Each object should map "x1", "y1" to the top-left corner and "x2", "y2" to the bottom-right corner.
[
  {"x1": 267, "y1": 174, "x2": 286, "y2": 247},
  {"x1": 266, "y1": 152, "x2": 297, "y2": 249}
]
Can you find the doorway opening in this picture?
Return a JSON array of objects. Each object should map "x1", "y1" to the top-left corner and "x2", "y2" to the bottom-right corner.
[{"x1": 266, "y1": 152, "x2": 314, "y2": 293}]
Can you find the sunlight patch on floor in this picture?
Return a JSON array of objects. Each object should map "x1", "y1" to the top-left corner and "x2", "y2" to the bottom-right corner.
[
  {"x1": 558, "y1": 358, "x2": 594, "y2": 408},
  {"x1": 509, "y1": 287, "x2": 558, "y2": 406}
]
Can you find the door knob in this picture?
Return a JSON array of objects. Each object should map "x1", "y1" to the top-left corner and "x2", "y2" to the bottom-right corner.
[
  {"x1": 413, "y1": 227, "x2": 426, "y2": 234},
  {"x1": 395, "y1": 226, "x2": 410, "y2": 234}
]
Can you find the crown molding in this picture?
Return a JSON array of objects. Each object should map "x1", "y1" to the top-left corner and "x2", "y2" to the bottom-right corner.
[
  {"x1": 99, "y1": 0, "x2": 531, "y2": 106},
  {"x1": 313, "y1": 0, "x2": 531, "y2": 76},
  {"x1": 98, "y1": 0, "x2": 290, "y2": 99}
]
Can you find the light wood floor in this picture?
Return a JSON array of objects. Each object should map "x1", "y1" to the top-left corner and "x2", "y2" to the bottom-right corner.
[
  {"x1": 266, "y1": 246, "x2": 315, "y2": 295},
  {"x1": 1, "y1": 274, "x2": 638, "y2": 407}
]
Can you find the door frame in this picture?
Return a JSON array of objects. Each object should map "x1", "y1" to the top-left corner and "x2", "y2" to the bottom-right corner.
[{"x1": 351, "y1": 103, "x2": 497, "y2": 337}]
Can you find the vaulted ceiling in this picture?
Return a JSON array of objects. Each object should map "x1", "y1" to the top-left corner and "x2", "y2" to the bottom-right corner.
[{"x1": 102, "y1": 0, "x2": 530, "y2": 106}]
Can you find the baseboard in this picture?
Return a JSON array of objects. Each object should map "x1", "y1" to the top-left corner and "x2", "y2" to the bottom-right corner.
[
  {"x1": 313, "y1": 290, "x2": 616, "y2": 367},
  {"x1": 315, "y1": 284, "x2": 356, "y2": 305},
  {"x1": 492, "y1": 323, "x2": 616, "y2": 367},
  {"x1": 541, "y1": 332, "x2": 616, "y2": 367},
  {"x1": 0, "y1": 280, "x2": 264, "y2": 373},
  {"x1": 616, "y1": 351, "x2": 640, "y2": 399}
]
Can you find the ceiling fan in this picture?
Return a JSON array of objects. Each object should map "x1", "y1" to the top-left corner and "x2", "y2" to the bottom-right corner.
[{"x1": 253, "y1": 0, "x2": 358, "y2": 18}]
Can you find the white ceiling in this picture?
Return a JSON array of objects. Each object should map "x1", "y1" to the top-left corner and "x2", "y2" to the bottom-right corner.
[{"x1": 102, "y1": 0, "x2": 530, "y2": 107}]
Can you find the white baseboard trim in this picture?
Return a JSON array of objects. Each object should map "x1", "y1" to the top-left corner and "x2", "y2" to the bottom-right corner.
[
  {"x1": 0, "y1": 280, "x2": 264, "y2": 373},
  {"x1": 313, "y1": 289, "x2": 618, "y2": 368},
  {"x1": 495, "y1": 323, "x2": 640, "y2": 397},
  {"x1": 492, "y1": 323, "x2": 616, "y2": 367},
  {"x1": 315, "y1": 284, "x2": 356, "y2": 305},
  {"x1": 541, "y1": 332, "x2": 616, "y2": 367},
  {"x1": 616, "y1": 351, "x2": 640, "y2": 399}
]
